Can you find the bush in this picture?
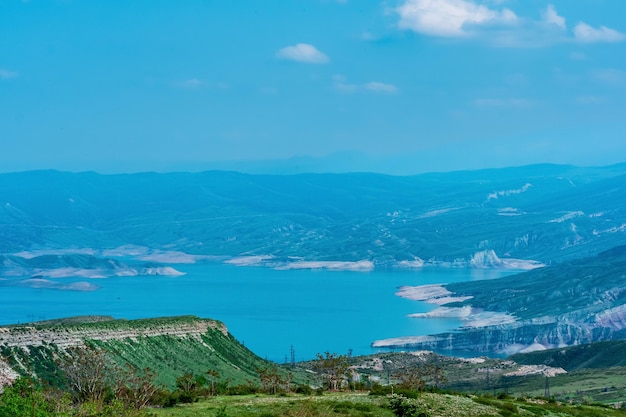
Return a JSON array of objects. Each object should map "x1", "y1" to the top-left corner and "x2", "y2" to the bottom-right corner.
[
  {"x1": 149, "y1": 388, "x2": 174, "y2": 408},
  {"x1": 496, "y1": 391, "x2": 511, "y2": 400},
  {"x1": 388, "y1": 394, "x2": 430, "y2": 417},
  {"x1": 0, "y1": 378, "x2": 52, "y2": 417},
  {"x1": 369, "y1": 383, "x2": 391, "y2": 396},
  {"x1": 215, "y1": 406, "x2": 229, "y2": 417},
  {"x1": 294, "y1": 384, "x2": 313, "y2": 395}
]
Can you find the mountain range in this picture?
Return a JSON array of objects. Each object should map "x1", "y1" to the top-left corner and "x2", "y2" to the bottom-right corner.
[{"x1": 1, "y1": 163, "x2": 625, "y2": 270}]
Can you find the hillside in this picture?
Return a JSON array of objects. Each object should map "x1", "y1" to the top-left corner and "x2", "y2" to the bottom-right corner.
[
  {"x1": 0, "y1": 316, "x2": 273, "y2": 389},
  {"x1": 337, "y1": 346, "x2": 626, "y2": 405},
  {"x1": 510, "y1": 340, "x2": 626, "y2": 371},
  {"x1": 1, "y1": 164, "x2": 625, "y2": 272},
  {"x1": 4, "y1": 316, "x2": 626, "y2": 412},
  {"x1": 374, "y1": 246, "x2": 626, "y2": 354}
]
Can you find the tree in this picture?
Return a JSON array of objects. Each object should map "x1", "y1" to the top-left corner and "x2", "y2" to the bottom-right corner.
[
  {"x1": 116, "y1": 365, "x2": 161, "y2": 410},
  {"x1": 423, "y1": 364, "x2": 447, "y2": 389},
  {"x1": 57, "y1": 345, "x2": 115, "y2": 406},
  {"x1": 0, "y1": 377, "x2": 51, "y2": 417},
  {"x1": 175, "y1": 373, "x2": 198, "y2": 403},
  {"x1": 394, "y1": 363, "x2": 447, "y2": 391},
  {"x1": 394, "y1": 365, "x2": 426, "y2": 391},
  {"x1": 256, "y1": 366, "x2": 290, "y2": 394},
  {"x1": 175, "y1": 373, "x2": 196, "y2": 393},
  {"x1": 205, "y1": 369, "x2": 220, "y2": 396},
  {"x1": 313, "y1": 352, "x2": 349, "y2": 391}
]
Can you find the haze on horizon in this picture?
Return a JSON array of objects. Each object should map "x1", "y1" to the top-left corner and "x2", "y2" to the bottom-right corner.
[{"x1": 1, "y1": 0, "x2": 625, "y2": 175}]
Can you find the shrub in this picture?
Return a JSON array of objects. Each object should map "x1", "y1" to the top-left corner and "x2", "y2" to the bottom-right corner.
[
  {"x1": 388, "y1": 394, "x2": 430, "y2": 417},
  {"x1": 294, "y1": 384, "x2": 313, "y2": 395},
  {"x1": 215, "y1": 406, "x2": 229, "y2": 417}
]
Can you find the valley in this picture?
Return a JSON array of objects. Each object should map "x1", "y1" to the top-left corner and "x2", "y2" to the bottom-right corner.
[
  {"x1": 1, "y1": 164, "x2": 626, "y2": 415},
  {"x1": 1, "y1": 164, "x2": 626, "y2": 359},
  {"x1": 3, "y1": 315, "x2": 626, "y2": 413}
]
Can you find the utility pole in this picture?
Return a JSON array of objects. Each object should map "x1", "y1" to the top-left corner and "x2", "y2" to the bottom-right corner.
[{"x1": 485, "y1": 368, "x2": 490, "y2": 392}]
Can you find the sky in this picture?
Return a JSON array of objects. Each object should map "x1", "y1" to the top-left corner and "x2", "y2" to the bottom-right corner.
[{"x1": 1, "y1": 0, "x2": 626, "y2": 174}]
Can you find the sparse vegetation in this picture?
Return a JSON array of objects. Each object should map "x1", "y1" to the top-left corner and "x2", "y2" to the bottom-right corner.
[{"x1": 4, "y1": 316, "x2": 626, "y2": 416}]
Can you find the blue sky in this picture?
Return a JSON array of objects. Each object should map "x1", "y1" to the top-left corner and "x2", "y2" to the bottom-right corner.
[{"x1": 1, "y1": 0, "x2": 625, "y2": 174}]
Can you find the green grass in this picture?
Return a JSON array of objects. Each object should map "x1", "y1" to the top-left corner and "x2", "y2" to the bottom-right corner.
[
  {"x1": 500, "y1": 368, "x2": 626, "y2": 405},
  {"x1": 151, "y1": 393, "x2": 396, "y2": 417},
  {"x1": 149, "y1": 391, "x2": 626, "y2": 417}
]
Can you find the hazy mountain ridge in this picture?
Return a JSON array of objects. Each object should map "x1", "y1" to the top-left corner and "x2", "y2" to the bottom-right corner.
[{"x1": 1, "y1": 164, "x2": 625, "y2": 269}]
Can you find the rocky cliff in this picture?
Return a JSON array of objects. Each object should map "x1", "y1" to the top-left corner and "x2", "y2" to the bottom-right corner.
[
  {"x1": 0, "y1": 316, "x2": 268, "y2": 389},
  {"x1": 377, "y1": 246, "x2": 626, "y2": 355},
  {"x1": 0, "y1": 316, "x2": 226, "y2": 348}
]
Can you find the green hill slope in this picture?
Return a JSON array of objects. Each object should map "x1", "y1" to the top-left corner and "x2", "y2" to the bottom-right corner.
[
  {"x1": 510, "y1": 340, "x2": 626, "y2": 371},
  {"x1": 0, "y1": 315, "x2": 274, "y2": 388}
]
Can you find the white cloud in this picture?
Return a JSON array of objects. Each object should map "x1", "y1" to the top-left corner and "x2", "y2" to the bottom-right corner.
[
  {"x1": 360, "y1": 31, "x2": 379, "y2": 41},
  {"x1": 569, "y1": 51, "x2": 586, "y2": 60},
  {"x1": 542, "y1": 4, "x2": 565, "y2": 29},
  {"x1": 333, "y1": 75, "x2": 398, "y2": 94},
  {"x1": 505, "y1": 73, "x2": 528, "y2": 85},
  {"x1": 276, "y1": 43, "x2": 329, "y2": 64},
  {"x1": 0, "y1": 69, "x2": 18, "y2": 79},
  {"x1": 395, "y1": 0, "x2": 517, "y2": 37},
  {"x1": 364, "y1": 82, "x2": 398, "y2": 93},
  {"x1": 574, "y1": 22, "x2": 625, "y2": 43},
  {"x1": 172, "y1": 79, "x2": 229, "y2": 90},
  {"x1": 176, "y1": 78, "x2": 207, "y2": 89},
  {"x1": 592, "y1": 69, "x2": 626, "y2": 86},
  {"x1": 394, "y1": 2, "x2": 624, "y2": 47},
  {"x1": 334, "y1": 82, "x2": 359, "y2": 93},
  {"x1": 576, "y1": 96, "x2": 607, "y2": 105},
  {"x1": 332, "y1": 74, "x2": 357, "y2": 92}
]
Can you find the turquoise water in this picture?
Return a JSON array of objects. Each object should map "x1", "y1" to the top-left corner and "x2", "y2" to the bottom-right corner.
[{"x1": 0, "y1": 263, "x2": 512, "y2": 362}]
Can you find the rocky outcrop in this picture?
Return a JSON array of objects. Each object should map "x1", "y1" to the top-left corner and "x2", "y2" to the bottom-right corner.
[
  {"x1": 379, "y1": 246, "x2": 626, "y2": 356},
  {"x1": 0, "y1": 316, "x2": 228, "y2": 349},
  {"x1": 373, "y1": 321, "x2": 626, "y2": 355},
  {"x1": 0, "y1": 316, "x2": 271, "y2": 390},
  {"x1": 0, "y1": 360, "x2": 19, "y2": 389}
]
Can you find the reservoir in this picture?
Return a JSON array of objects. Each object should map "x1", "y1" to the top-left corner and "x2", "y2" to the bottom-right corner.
[{"x1": 0, "y1": 262, "x2": 513, "y2": 362}]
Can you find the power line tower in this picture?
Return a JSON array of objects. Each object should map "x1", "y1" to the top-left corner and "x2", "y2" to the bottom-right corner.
[
  {"x1": 544, "y1": 375, "x2": 550, "y2": 399},
  {"x1": 290, "y1": 345, "x2": 296, "y2": 368}
]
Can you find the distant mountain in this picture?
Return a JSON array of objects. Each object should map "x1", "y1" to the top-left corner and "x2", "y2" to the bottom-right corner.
[
  {"x1": 374, "y1": 245, "x2": 626, "y2": 354},
  {"x1": 0, "y1": 163, "x2": 625, "y2": 269}
]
